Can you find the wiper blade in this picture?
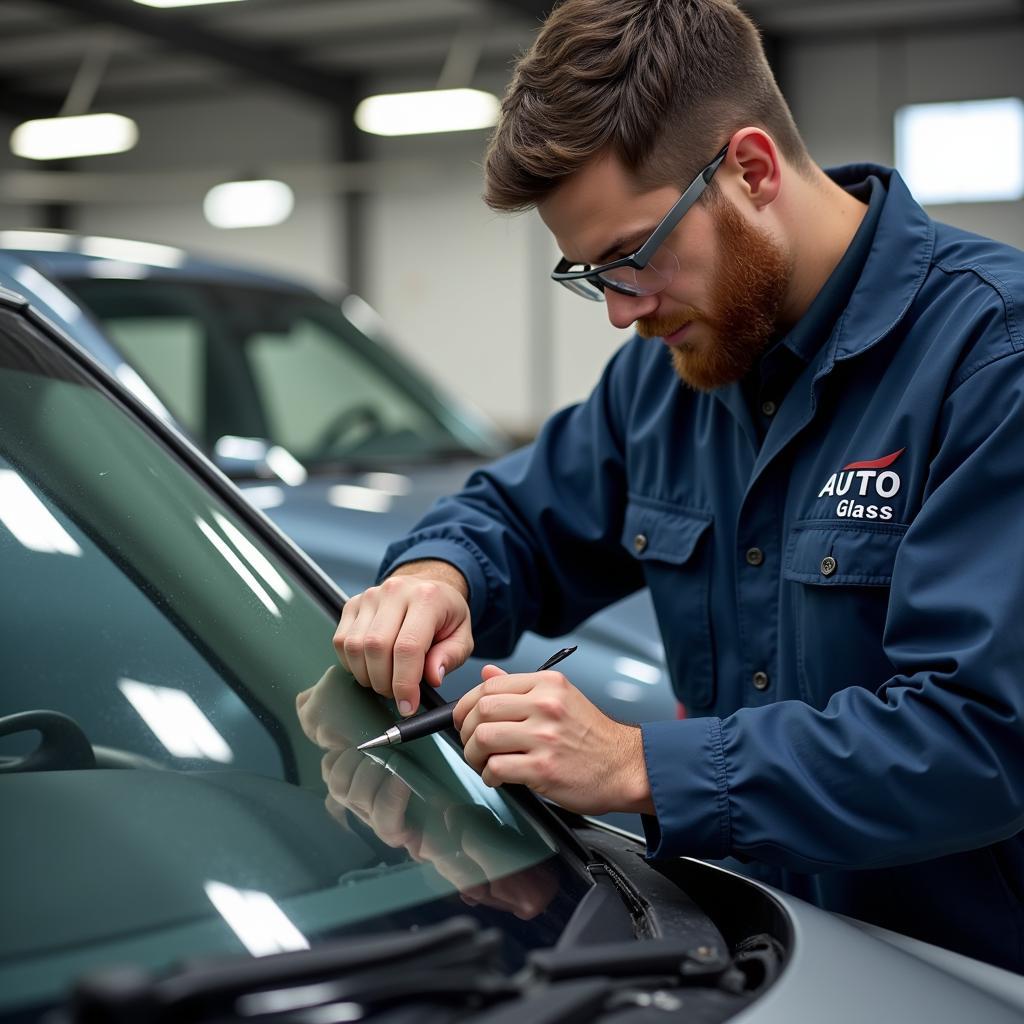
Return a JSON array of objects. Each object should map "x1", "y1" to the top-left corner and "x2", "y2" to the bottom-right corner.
[{"x1": 67, "y1": 917, "x2": 501, "y2": 1023}]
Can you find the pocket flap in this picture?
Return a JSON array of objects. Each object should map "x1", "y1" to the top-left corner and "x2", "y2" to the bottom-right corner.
[
  {"x1": 784, "y1": 521, "x2": 907, "y2": 586},
  {"x1": 622, "y1": 499, "x2": 712, "y2": 564}
]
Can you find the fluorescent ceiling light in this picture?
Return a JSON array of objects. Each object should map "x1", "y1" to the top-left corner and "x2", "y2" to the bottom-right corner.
[
  {"x1": 133, "y1": 0, "x2": 248, "y2": 7},
  {"x1": 79, "y1": 235, "x2": 186, "y2": 268},
  {"x1": 203, "y1": 179, "x2": 294, "y2": 229},
  {"x1": 359, "y1": 472, "x2": 411, "y2": 496},
  {"x1": 204, "y1": 881, "x2": 309, "y2": 957},
  {"x1": 355, "y1": 88, "x2": 500, "y2": 137},
  {"x1": 896, "y1": 97, "x2": 1024, "y2": 204},
  {"x1": 240, "y1": 485, "x2": 285, "y2": 511},
  {"x1": 213, "y1": 511, "x2": 293, "y2": 602},
  {"x1": 196, "y1": 515, "x2": 281, "y2": 616},
  {"x1": 608, "y1": 680, "x2": 644, "y2": 703},
  {"x1": 118, "y1": 678, "x2": 234, "y2": 762},
  {"x1": 265, "y1": 445, "x2": 308, "y2": 486},
  {"x1": 0, "y1": 230, "x2": 72, "y2": 252},
  {"x1": 0, "y1": 469, "x2": 82, "y2": 556},
  {"x1": 10, "y1": 113, "x2": 138, "y2": 161},
  {"x1": 613, "y1": 656, "x2": 662, "y2": 686},
  {"x1": 328, "y1": 484, "x2": 393, "y2": 514}
]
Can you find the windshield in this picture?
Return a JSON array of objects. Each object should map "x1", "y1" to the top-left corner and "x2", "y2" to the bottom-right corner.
[
  {"x1": 58, "y1": 277, "x2": 501, "y2": 469},
  {"x1": 0, "y1": 303, "x2": 586, "y2": 1018}
]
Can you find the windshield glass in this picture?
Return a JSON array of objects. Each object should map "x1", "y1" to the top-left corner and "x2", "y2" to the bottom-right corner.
[
  {"x1": 60, "y1": 277, "x2": 494, "y2": 469},
  {"x1": 0, "y1": 304, "x2": 586, "y2": 1018}
]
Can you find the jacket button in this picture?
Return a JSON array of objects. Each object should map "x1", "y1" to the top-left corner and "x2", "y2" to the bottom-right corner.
[
  {"x1": 820, "y1": 555, "x2": 837, "y2": 577},
  {"x1": 633, "y1": 533, "x2": 648, "y2": 554},
  {"x1": 752, "y1": 671, "x2": 770, "y2": 691},
  {"x1": 761, "y1": 400, "x2": 777, "y2": 417},
  {"x1": 745, "y1": 547, "x2": 764, "y2": 566}
]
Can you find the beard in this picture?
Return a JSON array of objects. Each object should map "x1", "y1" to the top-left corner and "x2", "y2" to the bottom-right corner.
[{"x1": 636, "y1": 199, "x2": 793, "y2": 391}]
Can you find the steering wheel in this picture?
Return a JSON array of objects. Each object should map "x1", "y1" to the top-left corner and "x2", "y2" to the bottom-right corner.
[
  {"x1": 312, "y1": 403, "x2": 387, "y2": 455},
  {"x1": 0, "y1": 710, "x2": 164, "y2": 772}
]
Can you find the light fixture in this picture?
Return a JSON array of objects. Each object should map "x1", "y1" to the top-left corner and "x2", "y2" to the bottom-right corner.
[
  {"x1": 118, "y1": 678, "x2": 234, "y2": 762},
  {"x1": 203, "y1": 179, "x2": 295, "y2": 229},
  {"x1": 0, "y1": 469, "x2": 82, "y2": 556},
  {"x1": 0, "y1": 230, "x2": 73, "y2": 252},
  {"x1": 133, "y1": 0, "x2": 248, "y2": 7},
  {"x1": 204, "y1": 881, "x2": 309, "y2": 957},
  {"x1": 196, "y1": 515, "x2": 281, "y2": 617},
  {"x1": 10, "y1": 112, "x2": 138, "y2": 161},
  {"x1": 328, "y1": 484, "x2": 393, "y2": 514},
  {"x1": 79, "y1": 235, "x2": 186, "y2": 267},
  {"x1": 354, "y1": 88, "x2": 500, "y2": 137},
  {"x1": 895, "y1": 97, "x2": 1024, "y2": 205}
]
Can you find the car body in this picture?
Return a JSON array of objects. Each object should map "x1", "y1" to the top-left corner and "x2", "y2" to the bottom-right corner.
[
  {"x1": 2, "y1": 283, "x2": 1023, "y2": 1024},
  {"x1": 0, "y1": 233, "x2": 676, "y2": 752}
]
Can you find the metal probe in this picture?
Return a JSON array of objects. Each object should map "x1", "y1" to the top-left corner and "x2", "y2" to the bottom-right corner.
[{"x1": 356, "y1": 645, "x2": 577, "y2": 751}]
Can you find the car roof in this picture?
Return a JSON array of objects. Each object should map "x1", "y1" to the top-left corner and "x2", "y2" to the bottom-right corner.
[{"x1": 0, "y1": 229, "x2": 316, "y2": 294}]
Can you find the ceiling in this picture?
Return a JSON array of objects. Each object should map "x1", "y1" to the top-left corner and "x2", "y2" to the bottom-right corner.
[{"x1": 1, "y1": 0, "x2": 1020, "y2": 120}]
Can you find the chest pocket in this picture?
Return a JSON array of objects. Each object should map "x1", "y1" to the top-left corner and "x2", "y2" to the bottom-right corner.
[
  {"x1": 621, "y1": 499, "x2": 715, "y2": 709},
  {"x1": 783, "y1": 520, "x2": 907, "y2": 706}
]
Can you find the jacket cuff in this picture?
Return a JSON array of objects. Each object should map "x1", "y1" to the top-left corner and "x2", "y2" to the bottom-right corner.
[
  {"x1": 640, "y1": 717, "x2": 732, "y2": 860},
  {"x1": 378, "y1": 536, "x2": 492, "y2": 625}
]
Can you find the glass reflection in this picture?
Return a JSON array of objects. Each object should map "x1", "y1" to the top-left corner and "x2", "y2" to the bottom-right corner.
[{"x1": 296, "y1": 666, "x2": 559, "y2": 922}]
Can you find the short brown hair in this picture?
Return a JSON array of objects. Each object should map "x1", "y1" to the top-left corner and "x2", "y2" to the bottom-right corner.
[{"x1": 484, "y1": 0, "x2": 811, "y2": 211}]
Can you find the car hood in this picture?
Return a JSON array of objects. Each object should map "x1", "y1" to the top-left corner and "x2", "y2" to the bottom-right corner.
[{"x1": 244, "y1": 458, "x2": 664, "y2": 667}]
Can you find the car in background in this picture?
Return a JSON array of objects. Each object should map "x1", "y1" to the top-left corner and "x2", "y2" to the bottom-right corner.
[
  {"x1": 0, "y1": 231, "x2": 676, "y2": 744},
  {"x1": 2, "y1": 282, "x2": 1022, "y2": 1024}
]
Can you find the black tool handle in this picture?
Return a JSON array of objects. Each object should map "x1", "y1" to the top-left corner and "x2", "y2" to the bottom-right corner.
[
  {"x1": 395, "y1": 702, "x2": 456, "y2": 743},
  {"x1": 392, "y1": 646, "x2": 577, "y2": 746}
]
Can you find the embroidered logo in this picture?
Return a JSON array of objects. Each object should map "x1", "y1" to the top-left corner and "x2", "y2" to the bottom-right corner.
[{"x1": 817, "y1": 447, "x2": 905, "y2": 520}]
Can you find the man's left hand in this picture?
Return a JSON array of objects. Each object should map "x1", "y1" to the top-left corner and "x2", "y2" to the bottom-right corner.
[{"x1": 454, "y1": 665, "x2": 655, "y2": 816}]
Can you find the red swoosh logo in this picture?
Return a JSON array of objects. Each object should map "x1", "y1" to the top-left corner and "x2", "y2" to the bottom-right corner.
[{"x1": 843, "y1": 447, "x2": 906, "y2": 471}]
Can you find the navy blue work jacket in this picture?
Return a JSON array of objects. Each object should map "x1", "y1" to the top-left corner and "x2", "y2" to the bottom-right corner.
[{"x1": 381, "y1": 165, "x2": 1024, "y2": 971}]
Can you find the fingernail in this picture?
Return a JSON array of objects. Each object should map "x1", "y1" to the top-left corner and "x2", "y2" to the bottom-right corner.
[
  {"x1": 438, "y1": 665, "x2": 445, "y2": 682},
  {"x1": 398, "y1": 700, "x2": 413, "y2": 716}
]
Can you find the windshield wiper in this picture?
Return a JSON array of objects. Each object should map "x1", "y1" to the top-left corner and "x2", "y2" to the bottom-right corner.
[
  {"x1": 67, "y1": 922, "x2": 750, "y2": 1024},
  {"x1": 66, "y1": 917, "x2": 503, "y2": 1024}
]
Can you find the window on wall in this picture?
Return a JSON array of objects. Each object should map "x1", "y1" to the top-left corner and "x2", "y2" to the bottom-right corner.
[{"x1": 895, "y1": 98, "x2": 1024, "y2": 205}]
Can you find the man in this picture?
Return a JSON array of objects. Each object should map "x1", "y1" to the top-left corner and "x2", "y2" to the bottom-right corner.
[{"x1": 335, "y1": 0, "x2": 1024, "y2": 970}]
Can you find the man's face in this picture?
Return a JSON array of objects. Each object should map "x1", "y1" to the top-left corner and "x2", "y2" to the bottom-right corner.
[{"x1": 539, "y1": 151, "x2": 793, "y2": 391}]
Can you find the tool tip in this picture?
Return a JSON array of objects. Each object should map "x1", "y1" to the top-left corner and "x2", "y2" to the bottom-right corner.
[{"x1": 357, "y1": 734, "x2": 388, "y2": 751}]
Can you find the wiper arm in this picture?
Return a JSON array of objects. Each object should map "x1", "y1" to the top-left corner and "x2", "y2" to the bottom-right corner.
[{"x1": 68, "y1": 917, "x2": 502, "y2": 1023}]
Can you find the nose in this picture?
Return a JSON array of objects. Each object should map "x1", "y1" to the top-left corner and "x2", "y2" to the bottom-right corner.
[{"x1": 604, "y1": 288, "x2": 658, "y2": 330}]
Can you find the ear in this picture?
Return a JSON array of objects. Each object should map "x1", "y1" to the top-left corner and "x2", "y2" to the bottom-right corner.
[{"x1": 726, "y1": 128, "x2": 782, "y2": 210}]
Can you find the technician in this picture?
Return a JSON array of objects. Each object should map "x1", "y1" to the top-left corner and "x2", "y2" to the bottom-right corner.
[{"x1": 334, "y1": 0, "x2": 1024, "y2": 971}]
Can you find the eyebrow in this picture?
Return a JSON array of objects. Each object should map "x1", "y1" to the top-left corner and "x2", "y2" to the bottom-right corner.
[{"x1": 592, "y1": 227, "x2": 654, "y2": 266}]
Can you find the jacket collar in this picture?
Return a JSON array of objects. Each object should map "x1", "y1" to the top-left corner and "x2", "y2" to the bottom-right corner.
[{"x1": 822, "y1": 164, "x2": 935, "y2": 364}]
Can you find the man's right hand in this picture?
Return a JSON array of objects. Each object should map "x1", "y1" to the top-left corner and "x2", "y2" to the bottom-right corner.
[{"x1": 333, "y1": 560, "x2": 474, "y2": 716}]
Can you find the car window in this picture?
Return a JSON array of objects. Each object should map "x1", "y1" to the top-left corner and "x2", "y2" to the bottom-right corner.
[
  {"x1": 247, "y1": 311, "x2": 446, "y2": 461},
  {"x1": 0, "y1": 305, "x2": 585, "y2": 1016},
  {"x1": 103, "y1": 313, "x2": 205, "y2": 437},
  {"x1": 63, "y1": 278, "x2": 477, "y2": 465}
]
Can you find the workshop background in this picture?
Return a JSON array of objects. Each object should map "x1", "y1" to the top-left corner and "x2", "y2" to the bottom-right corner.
[{"x1": 0, "y1": 0, "x2": 1022, "y2": 436}]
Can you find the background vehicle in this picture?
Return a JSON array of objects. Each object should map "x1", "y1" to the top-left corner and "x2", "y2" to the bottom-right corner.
[
  {"x1": 2, "y1": 284, "x2": 1022, "y2": 1024},
  {"x1": 0, "y1": 233, "x2": 676, "y2": 742}
]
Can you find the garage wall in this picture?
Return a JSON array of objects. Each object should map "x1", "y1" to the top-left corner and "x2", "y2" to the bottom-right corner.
[
  {"x1": 788, "y1": 23, "x2": 1024, "y2": 250},
  {"x1": 361, "y1": 126, "x2": 629, "y2": 432},
  {"x1": 70, "y1": 92, "x2": 345, "y2": 291},
  {"x1": 6, "y1": 20, "x2": 1022, "y2": 436}
]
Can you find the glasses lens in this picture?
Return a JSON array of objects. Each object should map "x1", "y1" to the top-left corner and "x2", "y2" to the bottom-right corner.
[
  {"x1": 557, "y1": 276, "x2": 605, "y2": 301},
  {"x1": 597, "y1": 246, "x2": 679, "y2": 297}
]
